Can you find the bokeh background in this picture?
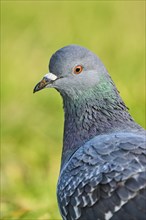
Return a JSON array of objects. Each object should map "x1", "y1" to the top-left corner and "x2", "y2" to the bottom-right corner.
[{"x1": 1, "y1": 1, "x2": 145, "y2": 219}]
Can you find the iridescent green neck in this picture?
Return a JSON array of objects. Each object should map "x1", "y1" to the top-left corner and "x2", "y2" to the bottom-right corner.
[{"x1": 60, "y1": 74, "x2": 136, "y2": 167}]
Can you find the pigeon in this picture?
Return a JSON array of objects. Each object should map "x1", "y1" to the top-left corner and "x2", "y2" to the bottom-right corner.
[{"x1": 33, "y1": 45, "x2": 146, "y2": 220}]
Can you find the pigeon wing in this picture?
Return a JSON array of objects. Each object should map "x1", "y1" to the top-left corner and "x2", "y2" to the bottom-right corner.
[{"x1": 57, "y1": 132, "x2": 146, "y2": 220}]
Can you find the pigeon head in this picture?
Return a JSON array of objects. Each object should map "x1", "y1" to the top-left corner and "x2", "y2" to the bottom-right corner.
[
  {"x1": 33, "y1": 45, "x2": 109, "y2": 97},
  {"x1": 34, "y1": 45, "x2": 138, "y2": 164}
]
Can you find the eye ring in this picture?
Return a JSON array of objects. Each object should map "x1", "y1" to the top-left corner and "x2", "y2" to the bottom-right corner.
[{"x1": 73, "y1": 65, "x2": 83, "y2": 74}]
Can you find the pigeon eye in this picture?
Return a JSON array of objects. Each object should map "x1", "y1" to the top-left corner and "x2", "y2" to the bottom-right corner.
[{"x1": 73, "y1": 65, "x2": 83, "y2": 74}]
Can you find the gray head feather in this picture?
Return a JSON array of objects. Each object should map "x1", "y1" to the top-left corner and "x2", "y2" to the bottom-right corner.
[{"x1": 48, "y1": 45, "x2": 109, "y2": 95}]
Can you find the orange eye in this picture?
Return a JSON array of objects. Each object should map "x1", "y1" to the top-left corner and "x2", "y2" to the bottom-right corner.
[{"x1": 73, "y1": 65, "x2": 83, "y2": 74}]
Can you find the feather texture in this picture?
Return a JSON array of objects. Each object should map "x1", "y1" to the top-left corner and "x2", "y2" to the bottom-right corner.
[{"x1": 57, "y1": 132, "x2": 146, "y2": 220}]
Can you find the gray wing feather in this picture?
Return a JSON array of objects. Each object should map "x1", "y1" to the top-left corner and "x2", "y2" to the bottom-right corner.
[{"x1": 57, "y1": 132, "x2": 146, "y2": 220}]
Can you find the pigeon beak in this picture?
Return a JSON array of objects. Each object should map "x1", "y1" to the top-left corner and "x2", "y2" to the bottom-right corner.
[{"x1": 33, "y1": 73, "x2": 58, "y2": 93}]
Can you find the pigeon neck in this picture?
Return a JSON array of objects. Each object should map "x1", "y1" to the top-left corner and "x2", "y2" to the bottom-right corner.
[{"x1": 60, "y1": 76, "x2": 136, "y2": 167}]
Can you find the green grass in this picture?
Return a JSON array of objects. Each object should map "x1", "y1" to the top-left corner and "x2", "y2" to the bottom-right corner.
[{"x1": 1, "y1": 1, "x2": 145, "y2": 219}]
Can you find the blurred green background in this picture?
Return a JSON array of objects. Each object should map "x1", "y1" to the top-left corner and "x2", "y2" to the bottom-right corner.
[{"x1": 1, "y1": 1, "x2": 145, "y2": 219}]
